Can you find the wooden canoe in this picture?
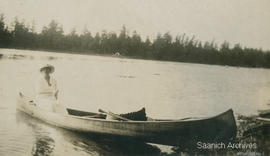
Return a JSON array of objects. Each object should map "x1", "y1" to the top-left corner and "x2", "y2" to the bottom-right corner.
[
  {"x1": 17, "y1": 93, "x2": 237, "y2": 146},
  {"x1": 257, "y1": 117, "x2": 270, "y2": 125}
]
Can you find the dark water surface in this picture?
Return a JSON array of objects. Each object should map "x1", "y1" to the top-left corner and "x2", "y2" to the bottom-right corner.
[{"x1": 0, "y1": 49, "x2": 270, "y2": 155}]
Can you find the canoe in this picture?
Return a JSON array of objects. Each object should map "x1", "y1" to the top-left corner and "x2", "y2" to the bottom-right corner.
[
  {"x1": 17, "y1": 93, "x2": 237, "y2": 146},
  {"x1": 257, "y1": 109, "x2": 270, "y2": 125},
  {"x1": 257, "y1": 117, "x2": 270, "y2": 125},
  {"x1": 258, "y1": 109, "x2": 270, "y2": 118}
]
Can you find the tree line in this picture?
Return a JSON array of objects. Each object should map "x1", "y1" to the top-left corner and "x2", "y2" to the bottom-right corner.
[{"x1": 1, "y1": 14, "x2": 270, "y2": 68}]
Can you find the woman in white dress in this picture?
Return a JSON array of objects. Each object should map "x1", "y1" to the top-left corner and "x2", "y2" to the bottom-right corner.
[{"x1": 35, "y1": 64, "x2": 67, "y2": 114}]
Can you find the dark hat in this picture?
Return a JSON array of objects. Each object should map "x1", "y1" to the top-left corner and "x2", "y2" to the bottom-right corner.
[{"x1": 40, "y1": 64, "x2": 55, "y2": 73}]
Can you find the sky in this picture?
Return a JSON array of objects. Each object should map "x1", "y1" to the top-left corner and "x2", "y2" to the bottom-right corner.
[{"x1": 0, "y1": 0, "x2": 270, "y2": 50}]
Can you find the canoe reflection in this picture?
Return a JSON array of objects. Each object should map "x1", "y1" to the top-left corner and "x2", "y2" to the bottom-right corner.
[
  {"x1": 16, "y1": 111, "x2": 56, "y2": 156},
  {"x1": 32, "y1": 135, "x2": 55, "y2": 156},
  {"x1": 16, "y1": 111, "x2": 163, "y2": 156}
]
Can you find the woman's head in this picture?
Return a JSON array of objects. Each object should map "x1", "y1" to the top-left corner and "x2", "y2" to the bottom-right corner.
[{"x1": 40, "y1": 64, "x2": 55, "y2": 76}]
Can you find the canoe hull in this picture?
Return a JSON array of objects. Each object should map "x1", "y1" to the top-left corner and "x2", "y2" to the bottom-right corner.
[
  {"x1": 257, "y1": 117, "x2": 270, "y2": 125},
  {"x1": 17, "y1": 94, "x2": 237, "y2": 146},
  {"x1": 258, "y1": 109, "x2": 270, "y2": 118}
]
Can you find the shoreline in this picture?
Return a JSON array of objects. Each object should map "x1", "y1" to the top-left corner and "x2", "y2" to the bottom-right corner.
[{"x1": 1, "y1": 47, "x2": 269, "y2": 70}]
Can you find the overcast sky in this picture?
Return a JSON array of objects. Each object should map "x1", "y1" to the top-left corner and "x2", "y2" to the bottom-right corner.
[{"x1": 0, "y1": 0, "x2": 269, "y2": 50}]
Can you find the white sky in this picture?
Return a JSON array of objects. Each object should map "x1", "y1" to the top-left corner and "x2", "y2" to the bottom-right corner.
[{"x1": 0, "y1": 0, "x2": 270, "y2": 50}]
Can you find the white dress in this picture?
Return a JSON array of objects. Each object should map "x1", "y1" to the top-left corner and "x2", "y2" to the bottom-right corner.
[
  {"x1": 35, "y1": 76, "x2": 67, "y2": 114},
  {"x1": 35, "y1": 76, "x2": 58, "y2": 112}
]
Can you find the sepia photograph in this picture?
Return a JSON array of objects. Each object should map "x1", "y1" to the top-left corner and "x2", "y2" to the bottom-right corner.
[{"x1": 0, "y1": 0, "x2": 270, "y2": 155}]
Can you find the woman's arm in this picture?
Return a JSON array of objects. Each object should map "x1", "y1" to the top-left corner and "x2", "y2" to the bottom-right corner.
[
  {"x1": 55, "y1": 90, "x2": 59, "y2": 99},
  {"x1": 52, "y1": 78, "x2": 59, "y2": 99}
]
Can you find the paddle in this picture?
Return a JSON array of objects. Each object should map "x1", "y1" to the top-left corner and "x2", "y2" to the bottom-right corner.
[{"x1": 98, "y1": 109, "x2": 131, "y2": 121}]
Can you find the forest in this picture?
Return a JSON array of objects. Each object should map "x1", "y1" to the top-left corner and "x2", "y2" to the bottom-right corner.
[{"x1": 1, "y1": 14, "x2": 270, "y2": 68}]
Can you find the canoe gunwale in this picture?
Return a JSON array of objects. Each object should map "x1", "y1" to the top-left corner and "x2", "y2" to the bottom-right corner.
[
  {"x1": 68, "y1": 109, "x2": 235, "y2": 124},
  {"x1": 257, "y1": 117, "x2": 270, "y2": 122}
]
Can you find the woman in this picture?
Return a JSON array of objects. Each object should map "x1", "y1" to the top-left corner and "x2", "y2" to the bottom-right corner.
[{"x1": 35, "y1": 64, "x2": 67, "y2": 114}]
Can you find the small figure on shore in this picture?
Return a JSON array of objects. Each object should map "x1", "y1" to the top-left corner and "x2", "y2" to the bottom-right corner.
[
  {"x1": 35, "y1": 64, "x2": 67, "y2": 114},
  {"x1": 113, "y1": 52, "x2": 121, "y2": 56}
]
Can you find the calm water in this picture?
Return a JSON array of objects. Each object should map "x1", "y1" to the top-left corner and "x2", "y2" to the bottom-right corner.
[{"x1": 0, "y1": 49, "x2": 270, "y2": 155}]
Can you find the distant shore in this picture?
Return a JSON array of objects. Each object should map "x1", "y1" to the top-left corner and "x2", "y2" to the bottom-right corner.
[
  {"x1": 1, "y1": 47, "x2": 270, "y2": 70},
  {"x1": 0, "y1": 47, "x2": 134, "y2": 60}
]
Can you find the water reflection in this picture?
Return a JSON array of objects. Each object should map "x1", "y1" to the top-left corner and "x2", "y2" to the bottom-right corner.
[
  {"x1": 32, "y1": 136, "x2": 55, "y2": 156},
  {"x1": 16, "y1": 111, "x2": 55, "y2": 156},
  {"x1": 9, "y1": 54, "x2": 26, "y2": 60},
  {"x1": 47, "y1": 56, "x2": 57, "y2": 60},
  {"x1": 117, "y1": 75, "x2": 136, "y2": 79}
]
